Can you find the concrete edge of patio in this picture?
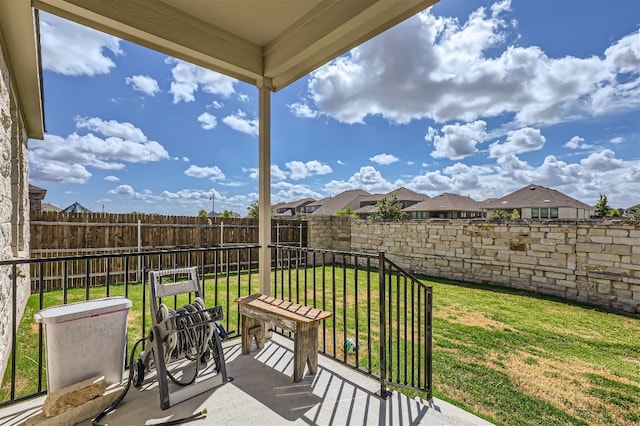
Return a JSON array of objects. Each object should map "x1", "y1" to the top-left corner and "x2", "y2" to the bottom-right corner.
[{"x1": 2, "y1": 334, "x2": 494, "y2": 426}]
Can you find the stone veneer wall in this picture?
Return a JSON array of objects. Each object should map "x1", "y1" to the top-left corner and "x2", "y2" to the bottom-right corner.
[
  {"x1": 0, "y1": 38, "x2": 31, "y2": 380},
  {"x1": 306, "y1": 217, "x2": 640, "y2": 315}
]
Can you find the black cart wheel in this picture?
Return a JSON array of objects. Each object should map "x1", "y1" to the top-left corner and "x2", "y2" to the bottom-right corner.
[{"x1": 132, "y1": 359, "x2": 145, "y2": 388}]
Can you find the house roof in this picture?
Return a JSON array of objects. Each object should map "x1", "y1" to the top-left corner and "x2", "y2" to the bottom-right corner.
[
  {"x1": 359, "y1": 187, "x2": 429, "y2": 203},
  {"x1": 61, "y1": 201, "x2": 92, "y2": 213},
  {"x1": 42, "y1": 203, "x2": 62, "y2": 213},
  {"x1": 354, "y1": 204, "x2": 378, "y2": 215},
  {"x1": 387, "y1": 187, "x2": 430, "y2": 202},
  {"x1": 29, "y1": 184, "x2": 47, "y2": 199},
  {"x1": 309, "y1": 189, "x2": 370, "y2": 215},
  {"x1": 274, "y1": 198, "x2": 316, "y2": 210},
  {"x1": 482, "y1": 184, "x2": 593, "y2": 210},
  {"x1": 404, "y1": 193, "x2": 482, "y2": 212},
  {"x1": 31, "y1": 0, "x2": 438, "y2": 92}
]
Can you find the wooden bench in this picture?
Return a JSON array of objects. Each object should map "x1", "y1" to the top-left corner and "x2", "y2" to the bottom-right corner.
[{"x1": 235, "y1": 294, "x2": 332, "y2": 382}]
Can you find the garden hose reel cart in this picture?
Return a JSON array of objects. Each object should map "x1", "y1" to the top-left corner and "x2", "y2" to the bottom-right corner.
[{"x1": 133, "y1": 267, "x2": 231, "y2": 409}]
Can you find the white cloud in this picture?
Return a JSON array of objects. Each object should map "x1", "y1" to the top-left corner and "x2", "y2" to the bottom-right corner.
[
  {"x1": 104, "y1": 175, "x2": 119, "y2": 182},
  {"x1": 427, "y1": 120, "x2": 487, "y2": 160},
  {"x1": 125, "y1": 75, "x2": 160, "y2": 96},
  {"x1": 369, "y1": 153, "x2": 399, "y2": 165},
  {"x1": 28, "y1": 123, "x2": 169, "y2": 184},
  {"x1": 40, "y1": 12, "x2": 123, "y2": 76},
  {"x1": 288, "y1": 103, "x2": 318, "y2": 118},
  {"x1": 166, "y1": 58, "x2": 237, "y2": 103},
  {"x1": 563, "y1": 136, "x2": 593, "y2": 150},
  {"x1": 488, "y1": 127, "x2": 546, "y2": 158},
  {"x1": 75, "y1": 117, "x2": 148, "y2": 142},
  {"x1": 223, "y1": 112, "x2": 259, "y2": 136},
  {"x1": 212, "y1": 101, "x2": 224, "y2": 109},
  {"x1": 197, "y1": 112, "x2": 218, "y2": 130},
  {"x1": 184, "y1": 165, "x2": 225, "y2": 180},
  {"x1": 324, "y1": 166, "x2": 399, "y2": 195},
  {"x1": 285, "y1": 160, "x2": 332, "y2": 180},
  {"x1": 299, "y1": 2, "x2": 639, "y2": 127},
  {"x1": 579, "y1": 149, "x2": 626, "y2": 172},
  {"x1": 238, "y1": 94, "x2": 250, "y2": 102},
  {"x1": 271, "y1": 182, "x2": 323, "y2": 203},
  {"x1": 610, "y1": 137, "x2": 624, "y2": 144}
]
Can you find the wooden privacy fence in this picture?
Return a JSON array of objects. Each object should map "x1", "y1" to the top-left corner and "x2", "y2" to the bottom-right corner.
[{"x1": 29, "y1": 211, "x2": 307, "y2": 291}]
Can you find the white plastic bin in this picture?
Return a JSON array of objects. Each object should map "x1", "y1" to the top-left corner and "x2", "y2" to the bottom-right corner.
[{"x1": 34, "y1": 297, "x2": 132, "y2": 392}]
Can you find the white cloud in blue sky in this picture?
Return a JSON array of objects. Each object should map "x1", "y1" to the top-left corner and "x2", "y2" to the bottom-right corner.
[
  {"x1": 126, "y1": 75, "x2": 160, "y2": 96},
  {"x1": 30, "y1": 0, "x2": 640, "y2": 214},
  {"x1": 370, "y1": 154, "x2": 399, "y2": 165}
]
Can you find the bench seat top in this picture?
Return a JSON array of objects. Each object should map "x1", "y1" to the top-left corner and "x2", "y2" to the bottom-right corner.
[{"x1": 236, "y1": 294, "x2": 332, "y2": 324}]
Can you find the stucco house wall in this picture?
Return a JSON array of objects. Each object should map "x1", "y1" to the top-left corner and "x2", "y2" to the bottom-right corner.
[{"x1": 0, "y1": 38, "x2": 31, "y2": 382}]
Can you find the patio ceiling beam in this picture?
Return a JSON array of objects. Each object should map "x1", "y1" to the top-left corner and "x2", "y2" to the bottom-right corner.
[
  {"x1": 264, "y1": 0, "x2": 433, "y2": 90},
  {"x1": 32, "y1": 0, "x2": 264, "y2": 85}
]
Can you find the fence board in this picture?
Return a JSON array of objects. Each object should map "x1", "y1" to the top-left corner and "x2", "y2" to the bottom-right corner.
[{"x1": 29, "y1": 211, "x2": 306, "y2": 291}]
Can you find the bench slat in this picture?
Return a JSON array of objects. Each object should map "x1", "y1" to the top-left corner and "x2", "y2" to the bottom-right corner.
[{"x1": 236, "y1": 294, "x2": 332, "y2": 324}]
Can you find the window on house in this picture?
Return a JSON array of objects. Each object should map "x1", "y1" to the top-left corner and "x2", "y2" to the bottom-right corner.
[
  {"x1": 541, "y1": 208, "x2": 548, "y2": 218},
  {"x1": 551, "y1": 208, "x2": 558, "y2": 218},
  {"x1": 531, "y1": 208, "x2": 539, "y2": 218}
]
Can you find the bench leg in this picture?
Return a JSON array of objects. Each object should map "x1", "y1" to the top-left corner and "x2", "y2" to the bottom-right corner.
[
  {"x1": 241, "y1": 315, "x2": 266, "y2": 354},
  {"x1": 293, "y1": 322, "x2": 319, "y2": 382}
]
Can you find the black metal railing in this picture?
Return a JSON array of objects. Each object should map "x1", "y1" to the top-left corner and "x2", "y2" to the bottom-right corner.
[
  {"x1": 271, "y1": 245, "x2": 432, "y2": 399},
  {"x1": 0, "y1": 244, "x2": 432, "y2": 407}
]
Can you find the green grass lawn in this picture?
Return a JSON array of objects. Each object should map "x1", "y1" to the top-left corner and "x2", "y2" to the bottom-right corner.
[{"x1": 3, "y1": 268, "x2": 639, "y2": 426}]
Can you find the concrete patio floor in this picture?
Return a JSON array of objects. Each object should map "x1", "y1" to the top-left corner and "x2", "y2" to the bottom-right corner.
[{"x1": 3, "y1": 334, "x2": 493, "y2": 425}]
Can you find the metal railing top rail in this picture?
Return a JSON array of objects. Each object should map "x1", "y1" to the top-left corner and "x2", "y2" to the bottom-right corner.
[
  {"x1": 0, "y1": 244, "x2": 262, "y2": 266},
  {"x1": 1, "y1": 243, "x2": 432, "y2": 407},
  {"x1": 269, "y1": 243, "x2": 380, "y2": 260}
]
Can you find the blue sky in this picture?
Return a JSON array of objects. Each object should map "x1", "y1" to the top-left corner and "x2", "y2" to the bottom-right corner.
[{"x1": 30, "y1": 0, "x2": 640, "y2": 215}]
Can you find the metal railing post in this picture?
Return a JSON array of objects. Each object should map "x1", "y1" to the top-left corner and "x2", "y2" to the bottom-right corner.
[{"x1": 378, "y1": 251, "x2": 390, "y2": 399}]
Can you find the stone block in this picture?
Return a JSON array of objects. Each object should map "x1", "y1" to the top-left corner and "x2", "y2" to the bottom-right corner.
[
  {"x1": 589, "y1": 235, "x2": 613, "y2": 244},
  {"x1": 43, "y1": 376, "x2": 106, "y2": 418},
  {"x1": 26, "y1": 384, "x2": 122, "y2": 426}
]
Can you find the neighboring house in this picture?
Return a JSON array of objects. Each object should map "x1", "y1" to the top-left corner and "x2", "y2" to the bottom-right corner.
[
  {"x1": 28, "y1": 184, "x2": 47, "y2": 212},
  {"x1": 404, "y1": 193, "x2": 484, "y2": 219},
  {"x1": 355, "y1": 187, "x2": 429, "y2": 218},
  {"x1": 272, "y1": 198, "x2": 315, "y2": 217},
  {"x1": 308, "y1": 189, "x2": 370, "y2": 216},
  {"x1": 482, "y1": 184, "x2": 594, "y2": 219},
  {"x1": 61, "y1": 202, "x2": 92, "y2": 214},
  {"x1": 41, "y1": 203, "x2": 62, "y2": 213}
]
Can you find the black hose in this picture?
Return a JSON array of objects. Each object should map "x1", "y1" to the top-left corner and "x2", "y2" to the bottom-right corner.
[{"x1": 92, "y1": 336, "x2": 208, "y2": 425}]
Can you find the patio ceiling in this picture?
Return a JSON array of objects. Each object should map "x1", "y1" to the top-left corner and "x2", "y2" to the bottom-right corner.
[{"x1": 31, "y1": 0, "x2": 438, "y2": 91}]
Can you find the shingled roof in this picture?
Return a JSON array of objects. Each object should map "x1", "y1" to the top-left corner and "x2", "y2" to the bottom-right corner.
[
  {"x1": 482, "y1": 184, "x2": 592, "y2": 209},
  {"x1": 404, "y1": 193, "x2": 482, "y2": 212},
  {"x1": 308, "y1": 189, "x2": 370, "y2": 215}
]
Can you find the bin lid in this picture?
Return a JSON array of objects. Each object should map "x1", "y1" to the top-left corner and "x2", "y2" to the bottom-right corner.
[{"x1": 34, "y1": 297, "x2": 132, "y2": 324}]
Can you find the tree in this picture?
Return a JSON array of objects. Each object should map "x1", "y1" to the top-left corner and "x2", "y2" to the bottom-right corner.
[
  {"x1": 336, "y1": 206, "x2": 359, "y2": 219},
  {"x1": 197, "y1": 209, "x2": 208, "y2": 218},
  {"x1": 375, "y1": 195, "x2": 405, "y2": 220},
  {"x1": 629, "y1": 208, "x2": 640, "y2": 221},
  {"x1": 595, "y1": 194, "x2": 620, "y2": 217},
  {"x1": 220, "y1": 210, "x2": 234, "y2": 218},
  {"x1": 595, "y1": 194, "x2": 610, "y2": 217},
  {"x1": 488, "y1": 209, "x2": 511, "y2": 220},
  {"x1": 247, "y1": 200, "x2": 259, "y2": 219},
  {"x1": 510, "y1": 209, "x2": 520, "y2": 220}
]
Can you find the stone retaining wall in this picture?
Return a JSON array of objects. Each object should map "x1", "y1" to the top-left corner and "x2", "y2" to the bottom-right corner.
[{"x1": 307, "y1": 217, "x2": 640, "y2": 315}]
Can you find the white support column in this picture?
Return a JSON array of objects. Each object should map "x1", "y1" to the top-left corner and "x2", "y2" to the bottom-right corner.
[{"x1": 258, "y1": 77, "x2": 273, "y2": 295}]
